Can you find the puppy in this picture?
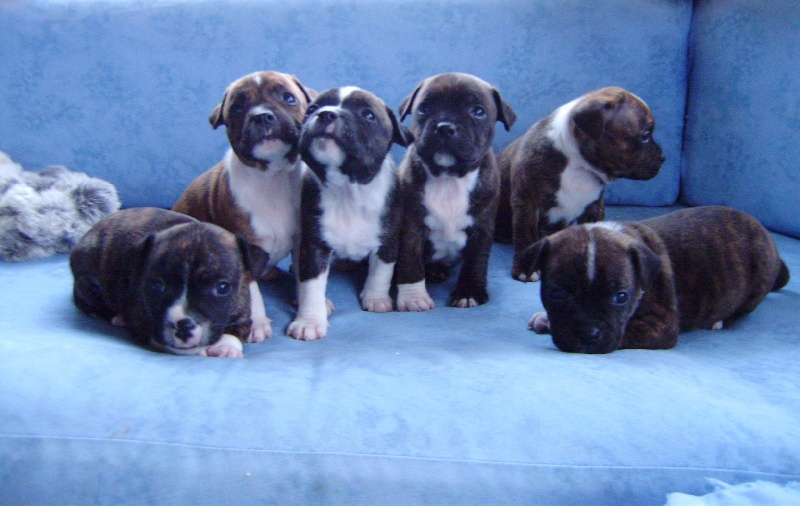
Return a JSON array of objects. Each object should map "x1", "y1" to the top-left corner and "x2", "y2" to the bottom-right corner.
[
  {"x1": 172, "y1": 71, "x2": 316, "y2": 339},
  {"x1": 287, "y1": 86, "x2": 411, "y2": 341},
  {"x1": 70, "y1": 208, "x2": 271, "y2": 358},
  {"x1": 495, "y1": 87, "x2": 665, "y2": 281},
  {"x1": 522, "y1": 206, "x2": 790, "y2": 354},
  {"x1": 394, "y1": 72, "x2": 516, "y2": 311}
]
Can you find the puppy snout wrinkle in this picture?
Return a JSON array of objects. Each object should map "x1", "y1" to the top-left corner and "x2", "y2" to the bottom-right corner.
[{"x1": 435, "y1": 122, "x2": 457, "y2": 138}]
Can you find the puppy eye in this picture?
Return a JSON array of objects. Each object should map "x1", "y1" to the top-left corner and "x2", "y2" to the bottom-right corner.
[
  {"x1": 283, "y1": 92, "x2": 298, "y2": 105},
  {"x1": 361, "y1": 109, "x2": 376, "y2": 121},
  {"x1": 416, "y1": 104, "x2": 428, "y2": 116},
  {"x1": 612, "y1": 291, "x2": 630, "y2": 305},
  {"x1": 147, "y1": 279, "x2": 166, "y2": 294},
  {"x1": 212, "y1": 282, "x2": 232, "y2": 297},
  {"x1": 640, "y1": 131, "x2": 652, "y2": 143},
  {"x1": 472, "y1": 105, "x2": 487, "y2": 118},
  {"x1": 547, "y1": 286, "x2": 569, "y2": 301},
  {"x1": 305, "y1": 104, "x2": 318, "y2": 117}
]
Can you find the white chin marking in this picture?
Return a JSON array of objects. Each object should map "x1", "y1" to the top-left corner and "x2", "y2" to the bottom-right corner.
[
  {"x1": 252, "y1": 139, "x2": 291, "y2": 161},
  {"x1": 434, "y1": 152, "x2": 456, "y2": 167},
  {"x1": 311, "y1": 137, "x2": 346, "y2": 167}
]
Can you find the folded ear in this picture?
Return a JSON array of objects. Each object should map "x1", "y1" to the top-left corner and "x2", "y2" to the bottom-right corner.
[
  {"x1": 291, "y1": 75, "x2": 318, "y2": 104},
  {"x1": 209, "y1": 90, "x2": 228, "y2": 130},
  {"x1": 519, "y1": 238, "x2": 550, "y2": 280},
  {"x1": 236, "y1": 235, "x2": 271, "y2": 280},
  {"x1": 492, "y1": 88, "x2": 516, "y2": 132},
  {"x1": 571, "y1": 100, "x2": 610, "y2": 140},
  {"x1": 628, "y1": 241, "x2": 663, "y2": 290},
  {"x1": 398, "y1": 80, "x2": 425, "y2": 122},
  {"x1": 387, "y1": 106, "x2": 414, "y2": 147}
]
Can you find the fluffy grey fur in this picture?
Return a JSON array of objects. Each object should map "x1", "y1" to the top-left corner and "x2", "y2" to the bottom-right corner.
[{"x1": 0, "y1": 152, "x2": 120, "y2": 262}]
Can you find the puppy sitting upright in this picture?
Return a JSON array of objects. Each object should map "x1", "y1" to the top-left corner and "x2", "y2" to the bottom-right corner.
[
  {"x1": 70, "y1": 208, "x2": 271, "y2": 358},
  {"x1": 395, "y1": 72, "x2": 516, "y2": 311},
  {"x1": 173, "y1": 71, "x2": 316, "y2": 340},
  {"x1": 287, "y1": 86, "x2": 411, "y2": 341},
  {"x1": 522, "y1": 206, "x2": 790, "y2": 354},
  {"x1": 495, "y1": 87, "x2": 665, "y2": 281}
]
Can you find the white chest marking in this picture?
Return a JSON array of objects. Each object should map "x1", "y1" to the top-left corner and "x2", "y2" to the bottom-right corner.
[
  {"x1": 320, "y1": 158, "x2": 394, "y2": 261},
  {"x1": 226, "y1": 151, "x2": 304, "y2": 265},
  {"x1": 423, "y1": 170, "x2": 478, "y2": 262},
  {"x1": 545, "y1": 100, "x2": 609, "y2": 226}
]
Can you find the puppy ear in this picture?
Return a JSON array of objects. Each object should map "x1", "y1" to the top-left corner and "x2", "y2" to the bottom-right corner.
[
  {"x1": 492, "y1": 88, "x2": 517, "y2": 131},
  {"x1": 132, "y1": 233, "x2": 157, "y2": 274},
  {"x1": 291, "y1": 76, "x2": 318, "y2": 104},
  {"x1": 628, "y1": 242, "x2": 662, "y2": 290},
  {"x1": 386, "y1": 106, "x2": 413, "y2": 147},
  {"x1": 520, "y1": 238, "x2": 550, "y2": 280},
  {"x1": 209, "y1": 90, "x2": 228, "y2": 130},
  {"x1": 236, "y1": 235, "x2": 271, "y2": 280},
  {"x1": 571, "y1": 101, "x2": 608, "y2": 140},
  {"x1": 398, "y1": 81, "x2": 424, "y2": 122}
]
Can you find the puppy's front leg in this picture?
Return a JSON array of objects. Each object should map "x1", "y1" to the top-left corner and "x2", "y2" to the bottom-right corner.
[
  {"x1": 511, "y1": 202, "x2": 541, "y2": 282},
  {"x1": 288, "y1": 244, "x2": 332, "y2": 340},
  {"x1": 360, "y1": 252, "x2": 395, "y2": 313},
  {"x1": 204, "y1": 334, "x2": 245, "y2": 358},
  {"x1": 396, "y1": 217, "x2": 434, "y2": 312},
  {"x1": 450, "y1": 225, "x2": 492, "y2": 308},
  {"x1": 247, "y1": 280, "x2": 272, "y2": 343}
]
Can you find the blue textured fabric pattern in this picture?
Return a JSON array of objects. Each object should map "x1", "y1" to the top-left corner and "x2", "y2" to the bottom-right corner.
[
  {"x1": 2, "y1": 207, "x2": 799, "y2": 504},
  {"x1": 682, "y1": 0, "x2": 800, "y2": 238},
  {"x1": 0, "y1": 0, "x2": 689, "y2": 209}
]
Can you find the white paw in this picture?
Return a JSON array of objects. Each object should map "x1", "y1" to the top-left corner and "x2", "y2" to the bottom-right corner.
[
  {"x1": 287, "y1": 316, "x2": 328, "y2": 341},
  {"x1": 711, "y1": 321, "x2": 724, "y2": 330},
  {"x1": 517, "y1": 271, "x2": 541, "y2": 283},
  {"x1": 111, "y1": 315, "x2": 126, "y2": 327},
  {"x1": 203, "y1": 334, "x2": 244, "y2": 358},
  {"x1": 453, "y1": 297, "x2": 478, "y2": 309},
  {"x1": 397, "y1": 293, "x2": 435, "y2": 312},
  {"x1": 362, "y1": 296, "x2": 393, "y2": 313},
  {"x1": 326, "y1": 298, "x2": 335, "y2": 316},
  {"x1": 529, "y1": 311, "x2": 551, "y2": 334},
  {"x1": 247, "y1": 315, "x2": 273, "y2": 343}
]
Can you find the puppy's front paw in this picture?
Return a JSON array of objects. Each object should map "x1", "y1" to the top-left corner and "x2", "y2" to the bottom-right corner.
[
  {"x1": 248, "y1": 315, "x2": 273, "y2": 343},
  {"x1": 449, "y1": 287, "x2": 489, "y2": 308},
  {"x1": 287, "y1": 316, "x2": 328, "y2": 341},
  {"x1": 529, "y1": 311, "x2": 551, "y2": 334},
  {"x1": 397, "y1": 282, "x2": 435, "y2": 312},
  {"x1": 512, "y1": 265, "x2": 540, "y2": 283},
  {"x1": 204, "y1": 334, "x2": 244, "y2": 358},
  {"x1": 362, "y1": 296, "x2": 393, "y2": 313}
]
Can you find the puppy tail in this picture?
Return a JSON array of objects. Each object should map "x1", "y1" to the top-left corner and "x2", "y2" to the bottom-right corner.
[{"x1": 772, "y1": 260, "x2": 790, "y2": 292}]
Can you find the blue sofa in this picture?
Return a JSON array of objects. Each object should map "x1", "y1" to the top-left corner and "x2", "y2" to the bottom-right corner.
[{"x1": 2, "y1": 0, "x2": 799, "y2": 504}]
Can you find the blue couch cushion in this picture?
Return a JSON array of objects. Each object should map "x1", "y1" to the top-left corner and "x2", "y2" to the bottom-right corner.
[
  {"x1": 0, "y1": 0, "x2": 690, "y2": 209},
  {"x1": 2, "y1": 207, "x2": 799, "y2": 504},
  {"x1": 682, "y1": 0, "x2": 800, "y2": 238}
]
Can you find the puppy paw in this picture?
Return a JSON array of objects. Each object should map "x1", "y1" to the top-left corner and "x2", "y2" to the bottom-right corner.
[
  {"x1": 529, "y1": 311, "x2": 551, "y2": 334},
  {"x1": 449, "y1": 287, "x2": 489, "y2": 308},
  {"x1": 397, "y1": 281, "x2": 435, "y2": 312},
  {"x1": 710, "y1": 321, "x2": 724, "y2": 330},
  {"x1": 111, "y1": 315, "x2": 127, "y2": 327},
  {"x1": 287, "y1": 316, "x2": 328, "y2": 341},
  {"x1": 512, "y1": 266, "x2": 540, "y2": 283},
  {"x1": 361, "y1": 296, "x2": 393, "y2": 313},
  {"x1": 247, "y1": 315, "x2": 273, "y2": 343},
  {"x1": 204, "y1": 334, "x2": 244, "y2": 358}
]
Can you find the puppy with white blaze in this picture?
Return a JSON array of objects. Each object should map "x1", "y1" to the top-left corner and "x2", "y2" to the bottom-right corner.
[
  {"x1": 288, "y1": 86, "x2": 412, "y2": 341},
  {"x1": 394, "y1": 73, "x2": 516, "y2": 311}
]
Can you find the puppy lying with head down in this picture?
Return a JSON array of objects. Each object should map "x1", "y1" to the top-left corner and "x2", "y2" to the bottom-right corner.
[
  {"x1": 173, "y1": 71, "x2": 316, "y2": 340},
  {"x1": 70, "y1": 208, "x2": 271, "y2": 358},
  {"x1": 495, "y1": 87, "x2": 665, "y2": 281},
  {"x1": 287, "y1": 86, "x2": 411, "y2": 341},
  {"x1": 394, "y1": 72, "x2": 516, "y2": 311},
  {"x1": 522, "y1": 206, "x2": 790, "y2": 354}
]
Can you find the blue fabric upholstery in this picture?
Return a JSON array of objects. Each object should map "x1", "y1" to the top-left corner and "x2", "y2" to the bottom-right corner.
[
  {"x1": 2, "y1": 0, "x2": 800, "y2": 504},
  {"x1": 682, "y1": 0, "x2": 800, "y2": 238}
]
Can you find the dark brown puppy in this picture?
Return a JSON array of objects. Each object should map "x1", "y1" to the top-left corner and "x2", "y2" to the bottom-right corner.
[
  {"x1": 522, "y1": 206, "x2": 789, "y2": 354},
  {"x1": 70, "y1": 208, "x2": 270, "y2": 357},
  {"x1": 173, "y1": 71, "x2": 315, "y2": 285},
  {"x1": 395, "y1": 72, "x2": 516, "y2": 311},
  {"x1": 496, "y1": 87, "x2": 664, "y2": 281}
]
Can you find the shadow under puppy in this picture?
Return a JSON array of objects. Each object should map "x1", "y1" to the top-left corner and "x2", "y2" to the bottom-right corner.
[
  {"x1": 495, "y1": 87, "x2": 664, "y2": 281},
  {"x1": 394, "y1": 72, "x2": 516, "y2": 311},
  {"x1": 287, "y1": 86, "x2": 411, "y2": 341},
  {"x1": 521, "y1": 206, "x2": 790, "y2": 354},
  {"x1": 71, "y1": 208, "x2": 271, "y2": 357},
  {"x1": 172, "y1": 71, "x2": 316, "y2": 341}
]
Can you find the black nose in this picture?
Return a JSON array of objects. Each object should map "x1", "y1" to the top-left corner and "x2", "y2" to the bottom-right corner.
[
  {"x1": 435, "y1": 122, "x2": 457, "y2": 138},
  {"x1": 587, "y1": 327, "x2": 603, "y2": 345},
  {"x1": 176, "y1": 318, "x2": 196, "y2": 331},
  {"x1": 318, "y1": 110, "x2": 338, "y2": 124},
  {"x1": 251, "y1": 110, "x2": 276, "y2": 127}
]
